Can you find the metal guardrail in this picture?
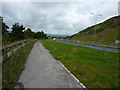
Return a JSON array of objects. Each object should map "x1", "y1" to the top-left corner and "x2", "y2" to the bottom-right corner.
[
  {"x1": 59, "y1": 40, "x2": 120, "y2": 49},
  {"x1": 57, "y1": 40, "x2": 120, "y2": 53},
  {"x1": 0, "y1": 41, "x2": 29, "y2": 64},
  {"x1": 91, "y1": 44, "x2": 120, "y2": 49}
]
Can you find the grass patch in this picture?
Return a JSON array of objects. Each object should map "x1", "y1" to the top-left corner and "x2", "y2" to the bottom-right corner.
[
  {"x1": 41, "y1": 40, "x2": 118, "y2": 88},
  {"x1": 2, "y1": 40, "x2": 36, "y2": 88}
]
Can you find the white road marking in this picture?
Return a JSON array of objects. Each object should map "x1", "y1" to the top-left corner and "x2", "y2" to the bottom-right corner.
[{"x1": 57, "y1": 60, "x2": 86, "y2": 88}]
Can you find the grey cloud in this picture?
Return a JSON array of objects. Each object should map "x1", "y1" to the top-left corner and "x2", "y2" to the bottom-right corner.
[{"x1": 2, "y1": 2, "x2": 118, "y2": 35}]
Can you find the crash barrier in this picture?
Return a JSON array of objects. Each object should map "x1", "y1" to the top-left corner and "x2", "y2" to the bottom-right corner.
[
  {"x1": 0, "y1": 40, "x2": 29, "y2": 64},
  {"x1": 91, "y1": 44, "x2": 120, "y2": 49},
  {"x1": 57, "y1": 40, "x2": 120, "y2": 49}
]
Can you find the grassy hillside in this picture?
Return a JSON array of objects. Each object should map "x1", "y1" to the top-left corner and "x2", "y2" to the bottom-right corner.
[{"x1": 66, "y1": 15, "x2": 120, "y2": 46}]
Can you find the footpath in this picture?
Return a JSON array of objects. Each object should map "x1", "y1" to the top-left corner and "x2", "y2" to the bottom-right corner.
[{"x1": 19, "y1": 41, "x2": 84, "y2": 88}]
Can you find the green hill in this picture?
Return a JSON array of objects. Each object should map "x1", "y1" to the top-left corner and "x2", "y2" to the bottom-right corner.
[{"x1": 66, "y1": 15, "x2": 120, "y2": 46}]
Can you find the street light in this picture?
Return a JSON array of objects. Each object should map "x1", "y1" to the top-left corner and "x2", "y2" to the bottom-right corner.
[
  {"x1": 91, "y1": 13, "x2": 102, "y2": 43},
  {"x1": 0, "y1": 16, "x2": 3, "y2": 32}
]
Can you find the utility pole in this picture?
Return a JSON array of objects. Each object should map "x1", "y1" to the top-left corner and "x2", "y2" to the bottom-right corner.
[
  {"x1": 91, "y1": 13, "x2": 102, "y2": 43},
  {"x1": 0, "y1": 16, "x2": 3, "y2": 36},
  {"x1": 0, "y1": 16, "x2": 3, "y2": 30}
]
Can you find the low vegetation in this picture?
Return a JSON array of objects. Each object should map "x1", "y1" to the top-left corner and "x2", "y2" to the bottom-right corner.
[
  {"x1": 2, "y1": 40, "x2": 36, "y2": 88},
  {"x1": 2, "y1": 44, "x2": 21, "y2": 55},
  {"x1": 41, "y1": 40, "x2": 118, "y2": 88}
]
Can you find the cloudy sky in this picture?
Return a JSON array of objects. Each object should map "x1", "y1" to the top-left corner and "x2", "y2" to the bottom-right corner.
[{"x1": 1, "y1": 0, "x2": 119, "y2": 35}]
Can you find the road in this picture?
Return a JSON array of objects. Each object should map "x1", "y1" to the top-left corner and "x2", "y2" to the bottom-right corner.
[
  {"x1": 19, "y1": 41, "x2": 84, "y2": 88},
  {"x1": 58, "y1": 41, "x2": 120, "y2": 53}
]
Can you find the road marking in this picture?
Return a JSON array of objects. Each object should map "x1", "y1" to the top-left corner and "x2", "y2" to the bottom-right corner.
[{"x1": 57, "y1": 60, "x2": 86, "y2": 88}]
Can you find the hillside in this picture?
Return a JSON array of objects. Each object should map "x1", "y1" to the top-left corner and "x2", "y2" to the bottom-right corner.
[{"x1": 66, "y1": 15, "x2": 120, "y2": 46}]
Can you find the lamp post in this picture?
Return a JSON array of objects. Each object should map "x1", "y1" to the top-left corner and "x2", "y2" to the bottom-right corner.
[
  {"x1": 91, "y1": 13, "x2": 102, "y2": 43},
  {"x1": 0, "y1": 16, "x2": 3, "y2": 32}
]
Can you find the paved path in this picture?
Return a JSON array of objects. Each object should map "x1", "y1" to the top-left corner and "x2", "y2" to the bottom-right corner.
[
  {"x1": 19, "y1": 41, "x2": 83, "y2": 88},
  {"x1": 58, "y1": 41, "x2": 120, "y2": 53}
]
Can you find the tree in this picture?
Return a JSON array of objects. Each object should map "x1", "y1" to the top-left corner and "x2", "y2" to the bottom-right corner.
[
  {"x1": 34, "y1": 31, "x2": 48, "y2": 39},
  {"x1": 2, "y1": 22, "x2": 9, "y2": 36},
  {"x1": 24, "y1": 28, "x2": 34, "y2": 39},
  {"x1": 10, "y1": 23, "x2": 25, "y2": 41},
  {"x1": 2, "y1": 21, "x2": 11, "y2": 45}
]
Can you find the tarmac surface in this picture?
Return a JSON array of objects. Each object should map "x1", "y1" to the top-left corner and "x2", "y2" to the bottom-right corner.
[
  {"x1": 58, "y1": 41, "x2": 120, "y2": 53},
  {"x1": 19, "y1": 41, "x2": 83, "y2": 88}
]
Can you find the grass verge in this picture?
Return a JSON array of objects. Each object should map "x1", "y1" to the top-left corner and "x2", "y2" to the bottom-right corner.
[
  {"x1": 41, "y1": 40, "x2": 118, "y2": 88},
  {"x1": 2, "y1": 40, "x2": 36, "y2": 88}
]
